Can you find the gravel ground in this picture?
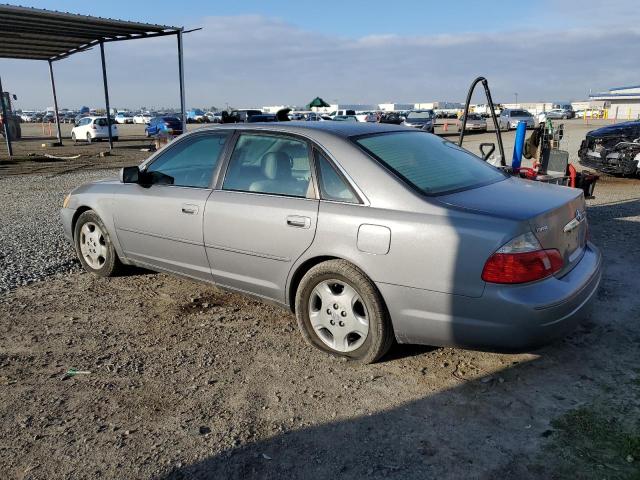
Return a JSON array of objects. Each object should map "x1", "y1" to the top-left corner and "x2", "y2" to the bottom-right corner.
[
  {"x1": 0, "y1": 121, "x2": 639, "y2": 479},
  {"x1": 0, "y1": 169, "x2": 118, "y2": 293}
]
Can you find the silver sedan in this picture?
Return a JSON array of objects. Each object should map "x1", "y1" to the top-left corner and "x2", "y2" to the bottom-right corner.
[{"x1": 61, "y1": 122, "x2": 601, "y2": 363}]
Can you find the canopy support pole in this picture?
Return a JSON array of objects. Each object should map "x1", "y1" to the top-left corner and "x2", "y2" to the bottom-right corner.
[
  {"x1": 177, "y1": 29, "x2": 186, "y2": 133},
  {"x1": 48, "y1": 60, "x2": 62, "y2": 145},
  {"x1": 99, "y1": 41, "x2": 113, "y2": 150},
  {"x1": 0, "y1": 74, "x2": 13, "y2": 158}
]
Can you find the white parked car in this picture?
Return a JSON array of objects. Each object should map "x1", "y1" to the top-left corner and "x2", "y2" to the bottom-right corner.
[
  {"x1": 115, "y1": 112, "x2": 133, "y2": 124},
  {"x1": 71, "y1": 116, "x2": 118, "y2": 143},
  {"x1": 133, "y1": 113, "x2": 152, "y2": 124}
]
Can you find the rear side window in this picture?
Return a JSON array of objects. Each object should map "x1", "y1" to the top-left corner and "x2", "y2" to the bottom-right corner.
[
  {"x1": 355, "y1": 131, "x2": 505, "y2": 195},
  {"x1": 315, "y1": 151, "x2": 358, "y2": 203},
  {"x1": 146, "y1": 133, "x2": 230, "y2": 188},
  {"x1": 223, "y1": 134, "x2": 311, "y2": 198}
]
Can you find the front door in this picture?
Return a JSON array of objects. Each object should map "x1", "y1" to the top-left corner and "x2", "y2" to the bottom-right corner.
[
  {"x1": 203, "y1": 132, "x2": 319, "y2": 302},
  {"x1": 112, "y1": 131, "x2": 231, "y2": 281}
]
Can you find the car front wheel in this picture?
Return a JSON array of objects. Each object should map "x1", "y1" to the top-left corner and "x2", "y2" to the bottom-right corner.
[
  {"x1": 295, "y1": 260, "x2": 394, "y2": 364},
  {"x1": 74, "y1": 210, "x2": 123, "y2": 277}
]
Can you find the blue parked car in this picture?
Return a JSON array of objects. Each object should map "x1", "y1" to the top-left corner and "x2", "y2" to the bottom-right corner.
[{"x1": 145, "y1": 116, "x2": 183, "y2": 137}]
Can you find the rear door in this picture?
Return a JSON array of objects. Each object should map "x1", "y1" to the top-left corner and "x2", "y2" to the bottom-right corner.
[
  {"x1": 112, "y1": 131, "x2": 231, "y2": 281},
  {"x1": 203, "y1": 132, "x2": 319, "y2": 302}
]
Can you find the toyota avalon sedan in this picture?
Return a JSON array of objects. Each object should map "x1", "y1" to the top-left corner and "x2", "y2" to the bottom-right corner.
[{"x1": 61, "y1": 122, "x2": 601, "y2": 363}]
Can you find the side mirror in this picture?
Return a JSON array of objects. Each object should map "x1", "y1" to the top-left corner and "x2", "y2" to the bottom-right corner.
[{"x1": 119, "y1": 166, "x2": 140, "y2": 183}]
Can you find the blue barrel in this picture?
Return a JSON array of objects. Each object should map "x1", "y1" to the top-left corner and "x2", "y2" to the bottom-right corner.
[{"x1": 511, "y1": 121, "x2": 527, "y2": 169}]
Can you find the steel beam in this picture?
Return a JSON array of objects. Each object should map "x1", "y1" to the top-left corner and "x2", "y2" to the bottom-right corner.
[
  {"x1": 0, "y1": 74, "x2": 14, "y2": 157},
  {"x1": 177, "y1": 29, "x2": 186, "y2": 133},
  {"x1": 48, "y1": 60, "x2": 63, "y2": 145},
  {"x1": 99, "y1": 41, "x2": 113, "y2": 150}
]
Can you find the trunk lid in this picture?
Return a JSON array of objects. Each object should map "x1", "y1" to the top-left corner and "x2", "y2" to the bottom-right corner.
[{"x1": 438, "y1": 177, "x2": 588, "y2": 274}]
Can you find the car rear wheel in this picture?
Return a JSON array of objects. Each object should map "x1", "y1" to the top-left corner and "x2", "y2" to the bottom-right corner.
[
  {"x1": 74, "y1": 210, "x2": 123, "y2": 277},
  {"x1": 295, "y1": 260, "x2": 394, "y2": 364},
  {"x1": 71, "y1": 132, "x2": 76, "y2": 144},
  {"x1": 86, "y1": 132, "x2": 92, "y2": 144}
]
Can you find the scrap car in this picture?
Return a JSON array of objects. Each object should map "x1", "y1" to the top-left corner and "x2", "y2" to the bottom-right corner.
[{"x1": 578, "y1": 120, "x2": 640, "y2": 176}]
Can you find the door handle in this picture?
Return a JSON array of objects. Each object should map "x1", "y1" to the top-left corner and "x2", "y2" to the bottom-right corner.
[
  {"x1": 286, "y1": 215, "x2": 311, "y2": 229},
  {"x1": 181, "y1": 204, "x2": 199, "y2": 215}
]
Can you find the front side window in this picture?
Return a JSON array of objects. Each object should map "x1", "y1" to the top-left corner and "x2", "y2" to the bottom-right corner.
[
  {"x1": 355, "y1": 131, "x2": 505, "y2": 195},
  {"x1": 223, "y1": 134, "x2": 311, "y2": 198},
  {"x1": 145, "y1": 133, "x2": 230, "y2": 188},
  {"x1": 315, "y1": 151, "x2": 358, "y2": 203}
]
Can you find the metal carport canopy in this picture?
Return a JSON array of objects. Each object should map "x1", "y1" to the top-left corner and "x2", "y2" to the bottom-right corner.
[{"x1": 0, "y1": 4, "x2": 188, "y2": 155}]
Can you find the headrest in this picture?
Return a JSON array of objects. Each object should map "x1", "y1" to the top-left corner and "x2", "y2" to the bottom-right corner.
[{"x1": 261, "y1": 152, "x2": 292, "y2": 180}]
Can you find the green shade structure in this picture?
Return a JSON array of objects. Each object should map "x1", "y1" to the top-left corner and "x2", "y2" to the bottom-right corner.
[{"x1": 306, "y1": 97, "x2": 331, "y2": 109}]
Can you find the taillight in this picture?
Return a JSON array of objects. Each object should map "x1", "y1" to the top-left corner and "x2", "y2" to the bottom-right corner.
[
  {"x1": 482, "y1": 232, "x2": 564, "y2": 284},
  {"x1": 91, "y1": 124, "x2": 97, "y2": 129}
]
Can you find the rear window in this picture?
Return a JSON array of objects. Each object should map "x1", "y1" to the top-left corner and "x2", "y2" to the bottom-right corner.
[{"x1": 354, "y1": 131, "x2": 505, "y2": 195}]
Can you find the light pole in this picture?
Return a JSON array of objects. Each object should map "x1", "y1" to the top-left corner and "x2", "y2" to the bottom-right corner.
[{"x1": 514, "y1": 93, "x2": 518, "y2": 108}]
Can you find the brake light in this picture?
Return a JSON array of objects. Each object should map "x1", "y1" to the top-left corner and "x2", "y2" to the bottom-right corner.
[
  {"x1": 91, "y1": 124, "x2": 97, "y2": 130},
  {"x1": 482, "y1": 232, "x2": 564, "y2": 284}
]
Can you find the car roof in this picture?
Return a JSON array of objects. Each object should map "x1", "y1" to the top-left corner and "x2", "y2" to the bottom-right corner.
[{"x1": 197, "y1": 121, "x2": 410, "y2": 139}]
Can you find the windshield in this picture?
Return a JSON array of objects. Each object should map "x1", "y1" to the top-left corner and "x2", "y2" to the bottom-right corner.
[
  {"x1": 406, "y1": 111, "x2": 434, "y2": 120},
  {"x1": 465, "y1": 113, "x2": 482, "y2": 120},
  {"x1": 510, "y1": 110, "x2": 531, "y2": 117},
  {"x1": 355, "y1": 131, "x2": 505, "y2": 195}
]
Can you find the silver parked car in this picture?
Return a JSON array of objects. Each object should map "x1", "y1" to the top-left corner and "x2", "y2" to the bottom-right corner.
[
  {"x1": 459, "y1": 113, "x2": 488, "y2": 132},
  {"x1": 61, "y1": 123, "x2": 601, "y2": 363},
  {"x1": 499, "y1": 109, "x2": 535, "y2": 130}
]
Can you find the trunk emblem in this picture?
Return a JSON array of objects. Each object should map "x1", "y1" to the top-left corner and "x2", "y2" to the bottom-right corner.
[{"x1": 564, "y1": 209, "x2": 586, "y2": 233}]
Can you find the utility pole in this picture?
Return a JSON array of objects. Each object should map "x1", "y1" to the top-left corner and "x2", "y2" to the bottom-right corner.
[{"x1": 514, "y1": 92, "x2": 518, "y2": 108}]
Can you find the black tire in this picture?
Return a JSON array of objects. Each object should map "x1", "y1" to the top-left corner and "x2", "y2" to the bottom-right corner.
[
  {"x1": 74, "y1": 210, "x2": 123, "y2": 277},
  {"x1": 86, "y1": 132, "x2": 92, "y2": 144},
  {"x1": 112, "y1": 137, "x2": 118, "y2": 142},
  {"x1": 294, "y1": 259, "x2": 394, "y2": 364},
  {"x1": 72, "y1": 132, "x2": 77, "y2": 144}
]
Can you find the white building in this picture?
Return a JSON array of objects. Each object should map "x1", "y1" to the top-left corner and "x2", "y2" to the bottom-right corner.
[{"x1": 590, "y1": 85, "x2": 640, "y2": 120}]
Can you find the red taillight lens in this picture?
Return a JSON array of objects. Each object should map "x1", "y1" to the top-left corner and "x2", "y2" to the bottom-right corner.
[{"x1": 482, "y1": 249, "x2": 563, "y2": 284}]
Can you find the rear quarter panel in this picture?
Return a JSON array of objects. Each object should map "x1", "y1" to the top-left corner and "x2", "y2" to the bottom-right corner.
[{"x1": 291, "y1": 201, "x2": 520, "y2": 299}]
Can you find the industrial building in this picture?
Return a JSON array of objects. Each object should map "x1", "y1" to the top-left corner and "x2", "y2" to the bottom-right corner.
[{"x1": 590, "y1": 85, "x2": 640, "y2": 121}]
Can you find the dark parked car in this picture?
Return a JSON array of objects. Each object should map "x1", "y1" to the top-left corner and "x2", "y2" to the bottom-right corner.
[
  {"x1": 378, "y1": 112, "x2": 404, "y2": 125},
  {"x1": 247, "y1": 114, "x2": 277, "y2": 123},
  {"x1": 579, "y1": 120, "x2": 640, "y2": 176},
  {"x1": 145, "y1": 116, "x2": 183, "y2": 137},
  {"x1": 402, "y1": 110, "x2": 435, "y2": 132},
  {"x1": 229, "y1": 109, "x2": 263, "y2": 123}
]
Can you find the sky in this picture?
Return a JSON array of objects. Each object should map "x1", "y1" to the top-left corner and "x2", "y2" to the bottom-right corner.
[{"x1": 1, "y1": 0, "x2": 639, "y2": 110}]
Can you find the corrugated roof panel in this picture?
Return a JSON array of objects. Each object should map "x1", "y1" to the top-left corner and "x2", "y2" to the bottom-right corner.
[{"x1": 0, "y1": 4, "x2": 179, "y2": 61}]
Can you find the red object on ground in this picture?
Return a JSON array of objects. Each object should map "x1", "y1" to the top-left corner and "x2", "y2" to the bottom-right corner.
[{"x1": 568, "y1": 163, "x2": 577, "y2": 188}]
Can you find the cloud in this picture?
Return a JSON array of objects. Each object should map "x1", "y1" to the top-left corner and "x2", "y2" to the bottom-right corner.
[{"x1": 2, "y1": 12, "x2": 639, "y2": 110}]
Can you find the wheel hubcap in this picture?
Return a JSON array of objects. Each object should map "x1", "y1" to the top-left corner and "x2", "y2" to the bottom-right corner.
[
  {"x1": 308, "y1": 280, "x2": 369, "y2": 352},
  {"x1": 79, "y1": 222, "x2": 107, "y2": 269}
]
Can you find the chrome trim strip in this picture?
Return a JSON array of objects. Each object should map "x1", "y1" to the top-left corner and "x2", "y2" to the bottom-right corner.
[
  {"x1": 117, "y1": 227, "x2": 201, "y2": 246},
  {"x1": 204, "y1": 242, "x2": 290, "y2": 262}
]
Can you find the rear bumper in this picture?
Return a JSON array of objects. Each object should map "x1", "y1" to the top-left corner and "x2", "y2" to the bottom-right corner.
[{"x1": 378, "y1": 242, "x2": 602, "y2": 351}]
